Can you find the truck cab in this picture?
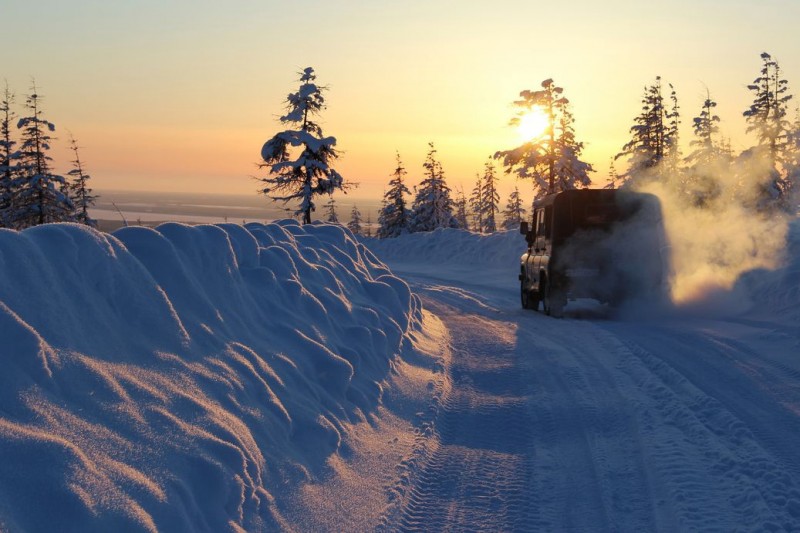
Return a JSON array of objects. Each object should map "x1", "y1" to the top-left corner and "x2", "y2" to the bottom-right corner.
[{"x1": 519, "y1": 189, "x2": 668, "y2": 316}]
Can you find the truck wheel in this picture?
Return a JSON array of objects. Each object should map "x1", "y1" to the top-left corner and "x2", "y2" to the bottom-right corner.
[
  {"x1": 521, "y1": 280, "x2": 539, "y2": 310},
  {"x1": 543, "y1": 277, "x2": 564, "y2": 318}
]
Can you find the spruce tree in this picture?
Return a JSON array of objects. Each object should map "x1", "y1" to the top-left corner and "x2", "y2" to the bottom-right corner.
[
  {"x1": 604, "y1": 159, "x2": 621, "y2": 189},
  {"x1": 66, "y1": 134, "x2": 98, "y2": 227},
  {"x1": 324, "y1": 196, "x2": 339, "y2": 223},
  {"x1": 409, "y1": 142, "x2": 457, "y2": 232},
  {"x1": 377, "y1": 152, "x2": 411, "y2": 238},
  {"x1": 259, "y1": 67, "x2": 346, "y2": 224},
  {"x1": 743, "y1": 52, "x2": 794, "y2": 208},
  {"x1": 0, "y1": 83, "x2": 17, "y2": 227},
  {"x1": 12, "y1": 83, "x2": 74, "y2": 228},
  {"x1": 616, "y1": 76, "x2": 671, "y2": 183},
  {"x1": 481, "y1": 159, "x2": 500, "y2": 233},
  {"x1": 347, "y1": 204, "x2": 363, "y2": 235},
  {"x1": 365, "y1": 212, "x2": 373, "y2": 237},
  {"x1": 664, "y1": 83, "x2": 682, "y2": 175},
  {"x1": 496, "y1": 79, "x2": 593, "y2": 199},
  {"x1": 453, "y1": 188, "x2": 469, "y2": 230},
  {"x1": 684, "y1": 92, "x2": 724, "y2": 205},
  {"x1": 501, "y1": 186, "x2": 527, "y2": 230},
  {"x1": 469, "y1": 173, "x2": 484, "y2": 232}
]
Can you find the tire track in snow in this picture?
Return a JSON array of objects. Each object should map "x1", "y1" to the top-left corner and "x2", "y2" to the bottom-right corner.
[
  {"x1": 377, "y1": 268, "x2": 800, "y2": 531},
  {"x1": 388, "y1": 298, "x2": 538, "y2": 532},
  {"x1": 514, "y1": 318, "x2": 660, "y2": 532},
  {"x1": 597, "y1": 322, "x2": 800, "y2": 531}
]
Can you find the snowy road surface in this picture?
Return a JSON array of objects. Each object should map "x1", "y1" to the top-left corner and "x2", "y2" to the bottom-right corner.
[
  {"x1": 377, "y1": 264, "x2": 800, "y2": 532},
  {"x1": 5, "y1": 223, "x2": 798, "y2": 531}
]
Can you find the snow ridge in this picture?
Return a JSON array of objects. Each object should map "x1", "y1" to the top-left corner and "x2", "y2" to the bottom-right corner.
[{"x1": 0, "y1": 220, "x2": 421, "y2": 531}]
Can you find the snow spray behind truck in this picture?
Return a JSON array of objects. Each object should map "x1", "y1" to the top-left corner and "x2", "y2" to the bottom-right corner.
[{"x1": 518, "y1": 189, "x2": 670, "y2": 317}]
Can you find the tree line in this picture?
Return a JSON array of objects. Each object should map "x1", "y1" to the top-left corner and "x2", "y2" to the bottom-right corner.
[
  {"x1": 614, "y1": 53, "x2": 799, "y2": 214},
  {"x1": 262, "y1": 54, "x2": 800, "y2": 235},
  {"x1": 258, "y1": 68, "x2": 527, "y2": 237},
  {"x1": 0, "y1": 81, "x2": 97, "y2": 229}
]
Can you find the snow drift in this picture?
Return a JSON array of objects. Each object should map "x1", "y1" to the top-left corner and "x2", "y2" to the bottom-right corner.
[
  {"x1": 0, "y1": 220, "x2": 422, "y2": 532},
  {"x1": 735, "y1": 218, "x2": 800, "y2": 321},
  {"x1": 365, "y1": 220, "x2": 800, "y2": 319},
  {"x1": 364, "y1": 228, "x2": 521, "y2": 279}
]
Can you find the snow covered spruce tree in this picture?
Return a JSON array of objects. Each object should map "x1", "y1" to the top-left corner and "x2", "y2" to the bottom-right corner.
[
  {"x1": 684, "y1": 92, "x2": 726, "y2": 206},
  {"x1": 409, "y1": 142, "x2": 457, "y2": 232},
  {"x1": 377, "y1": 152, "x2": 411, "y2": 238},
  {"x1": 501, "y1": 185, "x2": 526, "y2": 230},
  {"x1": 347, "y1": 204, "x2": 363, "y2": 235},
  {"x1": 615, "y1": 76, "x2": 680, "y2": 187},
  {"x1": 259, "y1": 67, "x2": 346, "y2": 224},
  {"x1": 468, "y1": 173, "x2": 484, "y2": 232},
  {"x1": 0, "y1": 83, "x2": 18, "y2": 227},
  {"x1": 453, "y1": 188, "x2": 469, "y2": 230},
  {"x1": 66, "y1": 134, "x2": 97, "y2": 227},
  {"x1": 324, "y1": 196, "x2": 339, "y2": 223},
  {"x1": 742, "y1": 52, "x2": 794, "y2": 210},
  {"x1": 481, "y1": 159, "x2": 500, "y2": 233},
  {"x1": 495, "y1": 79, "x2": 593, "y2": 200},
  {"x1": 12, "y1": 84, "x2": 74, "y2": 229}
]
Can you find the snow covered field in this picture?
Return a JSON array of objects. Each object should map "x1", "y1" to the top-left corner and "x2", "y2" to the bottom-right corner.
[{"x1": 1, "y1": 219, "x2": 800, "y2": 531}]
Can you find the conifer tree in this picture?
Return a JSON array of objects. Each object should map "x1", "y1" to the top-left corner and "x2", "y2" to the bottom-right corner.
[
  {"x1": 743, "y1": 52, "x2": 794, "y2": 208},
  {"x1": 604, "y1": 159, "x2": 621, "y2": 189},
  {"x1": 469, "y1": 173, "x2": 484, "y2": 232},
  {"x1": 481, "y1": 159, "x2": 500, "y2": 233},
  {"x1": 66, "y1": 134, "x2": 97, "y2": 227},
  {"x1": 347, "y1": 204, "x2": 363, "y2": 235},
  {"x1": 501, "y1": 186, "x2": 527, "y2": 230},
  {"x1": 453, "y1": 188, "x2": 469, "y2": 230},
  {"x1": 324, "y1": 196, "x2": 339, "y2": 223},
  {"x1": 410, "y1": 142, "x2": 457, "y2": 232},
  {"x1": 616, "y1": 76, "x2": 671, "y2": 183},
  {"x1": 496, "y1": 79, "x2": 593, "y2": 199},
  {"x1": 377, "y1": 152, "x2": 411, "y2": 238},
  {"x1": 365, "y1": 212, "x2": 373, "y2": 237},
  {"x1": 684, "y1": 92, "x2": 724, "y2": 205},
  {"x1": 12, "y1": 83, "x2": 73, "y2": 228},
  {"x1": 0, "y1": 83, "x2": 17, "y2": 227},
  {"x1": 664, "y1": 83, "x2": 682, "y2": 174},
  {"x1": 259, "y1": 67, "x2": 346, "y2": 224}
]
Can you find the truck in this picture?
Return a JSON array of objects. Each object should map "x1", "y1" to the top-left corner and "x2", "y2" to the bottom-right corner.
[{"x1": 518, "y1": 188, "x2": 669, "y2": 317}]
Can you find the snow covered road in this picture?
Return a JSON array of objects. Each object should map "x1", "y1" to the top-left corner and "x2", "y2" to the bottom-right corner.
[
  {"x1": 380, "y1": 264, "x2": 800, "y2": 532},
  {"x1": 3, "y1": 222, "x2": 799, "y2": 531}
]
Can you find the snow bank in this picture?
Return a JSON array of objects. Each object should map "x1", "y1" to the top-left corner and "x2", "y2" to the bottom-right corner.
[
  {"x1": 0, "y1": 220, "x2": 421, "y2": 532},
  {"x1": 364, "y1": 228, "x2": 522, "y2": 276},
  {"x1": 365, "y1": 221, "x2": 800, "y2": 322},
  {"x1": 735, "y1": 218, "x2": 800, "y2": 320}
]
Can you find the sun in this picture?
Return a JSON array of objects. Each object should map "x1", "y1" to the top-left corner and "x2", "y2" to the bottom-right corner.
[{"x1": 517, "y1": 106, "x2": 550, "y2": 141}]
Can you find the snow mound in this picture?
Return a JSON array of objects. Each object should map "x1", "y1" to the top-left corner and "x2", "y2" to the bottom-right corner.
[
  {"x1": 0, "y1": 220, "x2": 421, "y2": 532},
  {"x1": 364, "y1": 228, "x2": 522, "y2": 272},
  {"x1": 736, "y1": 218, "x2": 800, "y2": 320},
  {"x1": 364, "y1": 222, "x2": 800, "y2": 322}
]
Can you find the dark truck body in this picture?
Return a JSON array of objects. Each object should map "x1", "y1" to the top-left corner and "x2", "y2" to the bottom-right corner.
[{"x1": 519, "y1": 188, "x2": 669, "y2": 316}]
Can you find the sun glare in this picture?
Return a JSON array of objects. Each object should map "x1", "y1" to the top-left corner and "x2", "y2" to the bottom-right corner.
[{"x1": 517, "y1": 107, "x2": 550, "y2": 141}]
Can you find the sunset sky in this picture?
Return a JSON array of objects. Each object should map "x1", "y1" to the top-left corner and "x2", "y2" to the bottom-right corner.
[{"x1": 2, "y1": 0, "x2": 799, "y2": 203}]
